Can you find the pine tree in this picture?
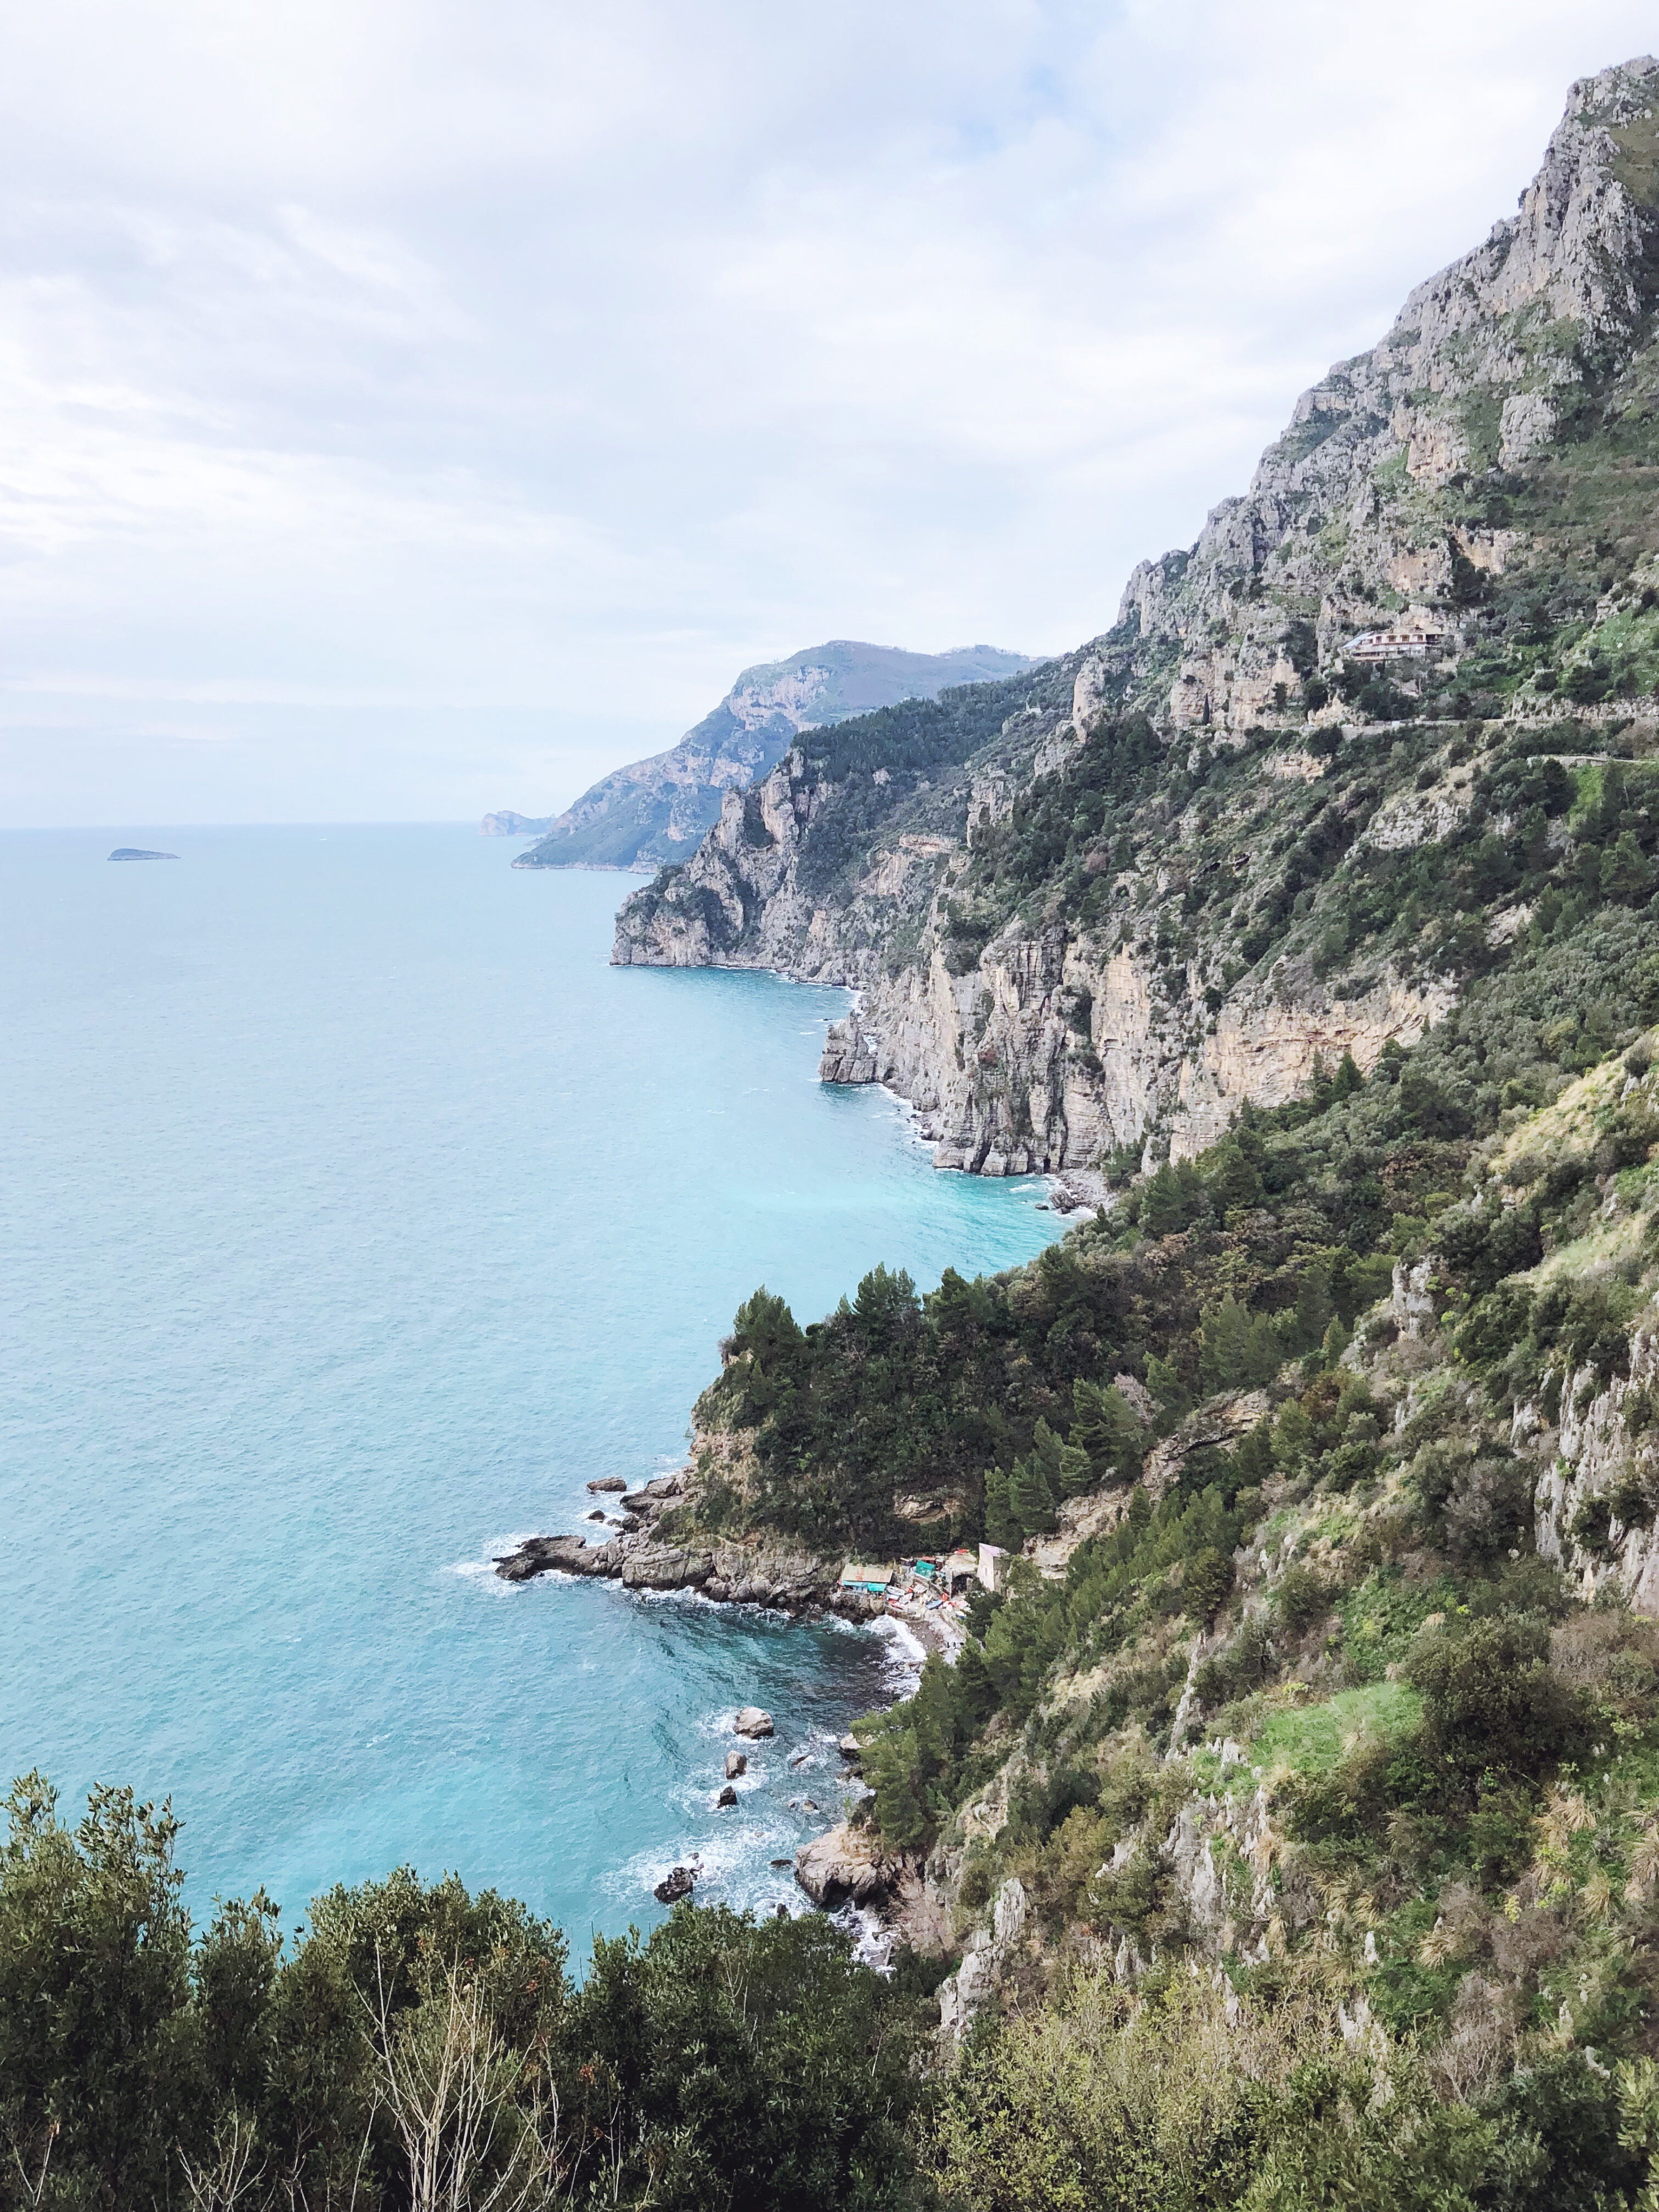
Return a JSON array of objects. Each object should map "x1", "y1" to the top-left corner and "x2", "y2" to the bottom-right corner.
[
  {"x1": 1029, "y1": 1419, "x2": 1070, "y2": 1498},
  {"x1": 1009, "y1": 1449, "x2": 1057, "y2": 1536},
  {"x1": 1273, "y1": 1397, "x2": 1313, "y2": 1470},
  {"x1": 1199, "y1": 1296, "x2": 1253, "y2": 1391},
  {"x1": 984, "y1": 1463, "x2": 1018, "y2": 1549},
  {"x1": 1145, "y1": 1354, "x2": 1188, "y2": 1418},
  {"x1": 1142, "y1": 1162, "x2": 1185, "y2": 1235},
  {"x1": 1071, "y1": 1378, "x2": 1143, "y2": 1476},
  {"x1": 1058, "y1": 1441, "x2": 1092, "y2": 1497},
  {"x1": 1207, "y1": 1136, "x2": 1262, "y2": 1213},
  {"x1": 869, "y1": 1729, "x2": 927, "y2": 1850},
  {"x1": 1602, "y1": 830, "x2": 1653, "y2": 906}
]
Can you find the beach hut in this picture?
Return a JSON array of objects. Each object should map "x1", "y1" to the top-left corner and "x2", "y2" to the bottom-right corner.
[{"x1": 839, "y1": 1562, "x2": 896, "y2": 1596}]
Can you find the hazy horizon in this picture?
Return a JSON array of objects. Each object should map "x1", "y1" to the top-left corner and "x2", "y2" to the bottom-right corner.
[{"x1": 5, "y1": 2, "x2": 1657, "y2": 828}]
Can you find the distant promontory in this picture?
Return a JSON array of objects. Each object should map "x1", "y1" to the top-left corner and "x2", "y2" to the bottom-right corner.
[
  {"x1": 510, "y1": 640, "x2": 1032, "y2": 873},
  {"x1": 108, "y1": 848, "x2": 178, "y2": 861}
]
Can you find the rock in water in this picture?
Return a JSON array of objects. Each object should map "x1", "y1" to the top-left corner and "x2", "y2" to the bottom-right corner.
[
  {"x1": 794, "y1": 1821, "x2": 894, "y2": 1907},
  {"x1": 586, "y1": 1475, "x2": 628, "y2": 1493},
  {"x1": 725, "y1": 1751, "x2": 747, "y2": 1779},
  {"x1": 715, "y1": 1784, "x2": 738, "y2": 1808},
  {"x1": 653, "y1": 1866, "x2": 695, "y2": 1904},
  {"x1": 838, "y1": 1733, "x2": 862, "y2": 1762},
  {"x1": 732, "y1": 1706, "x2": 774, "y2": 1737}
]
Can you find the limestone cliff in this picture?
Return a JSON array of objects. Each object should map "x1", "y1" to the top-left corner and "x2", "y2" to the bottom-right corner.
[{"x1": 613, "y1": 59, "x2": 1659, "y2": 1173}]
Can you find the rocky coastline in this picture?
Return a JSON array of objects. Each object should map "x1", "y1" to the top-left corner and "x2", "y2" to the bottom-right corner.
[
  {"x1": 492, "y1": 1472, "x2": 884, "y2": 1619},
  {"x1": 494, "y1": 1468, "x2": 956, "y2": 1928}
]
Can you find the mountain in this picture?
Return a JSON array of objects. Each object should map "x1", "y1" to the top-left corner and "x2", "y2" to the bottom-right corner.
[
  {"x1": 597, "y1": 59, "x2": 1659, "y2": 2169},
  {"x1": 616, "y1": 55, "x2": 1659, "y2": 1179},
  {"x1": 512, "y1": 640, "x2": 1031, "y2": 872}
]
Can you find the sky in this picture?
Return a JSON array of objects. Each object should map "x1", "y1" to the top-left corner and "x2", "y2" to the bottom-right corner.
[{"x1": 3, "y1": 3, "x2": 1656, "y2": 827}]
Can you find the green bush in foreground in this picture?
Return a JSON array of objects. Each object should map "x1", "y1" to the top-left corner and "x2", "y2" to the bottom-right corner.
[{"x1": 0, "y1": 1773, "x2": 922, "y2": 2212}]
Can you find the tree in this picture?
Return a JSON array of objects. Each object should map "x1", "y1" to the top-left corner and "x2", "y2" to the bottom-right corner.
[
  {"x1": 1183, "y1": 1547, "x2": 1234, "y2": 1626},
  {"x1": 851, "y1": 1263, "x2": 921, "y2": 1339},
  {"x1": 984, "y1": 1464, "x2": 1018, "y2": 1549},
  {"x1": 1601, "y1": 831, "x2": 1653, "y2": 907},
  {"x1": 1071, "y1": 1379, "x2": 1143, "y2": 1479},
  {"x1": 0, "y1": 1773, "x2": 197, "y2": 2211},
  {"x1": 1009, "y1": 1446, "x2": 1058, "y2": 1537},
  {"x1": 1145, "y1": 1355, "x2": 1189, "y2": 1420},
  {"x1": 1207, "y1": 1136, "x2": 1263, "y2": 1213},
  {"x1": 1407, "y1": 1616, "x2": 1582, "y2": 1783}
]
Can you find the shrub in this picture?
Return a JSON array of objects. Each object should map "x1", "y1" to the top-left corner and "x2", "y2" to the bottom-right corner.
[
  {"x1": 1276, "y1": 1564, "x2": 1333, "y2": 1639},
  {"x1": 1406, "y1": 1616, "x2": 1583, "y2": 1784},
  {"x1": 1183, "y1": 1547, "x2": 1235, "y2": 1625}
]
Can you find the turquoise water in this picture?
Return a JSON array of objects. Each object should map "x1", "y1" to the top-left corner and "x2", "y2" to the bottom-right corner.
[{"x1": 1, "y1": 827, "x2": 1060, "y2": 1945}]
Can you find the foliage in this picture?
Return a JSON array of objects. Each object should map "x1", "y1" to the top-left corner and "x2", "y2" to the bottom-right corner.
[{"x1": 0, "y1": 1779, "x2": 924, "y2": 2212}]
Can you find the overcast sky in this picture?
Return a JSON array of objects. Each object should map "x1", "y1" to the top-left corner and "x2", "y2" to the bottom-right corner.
[{"x1": 3, "y1": 2, "x2": 1655, "y2": 827}]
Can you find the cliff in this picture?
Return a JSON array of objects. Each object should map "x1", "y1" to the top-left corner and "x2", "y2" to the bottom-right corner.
[
  {"x1": 614, "y1": 58, "x2": 1659, "y2": 1173},
  {"x1": 514, "y1": 640, "x2": 1030, "y2": 872}
]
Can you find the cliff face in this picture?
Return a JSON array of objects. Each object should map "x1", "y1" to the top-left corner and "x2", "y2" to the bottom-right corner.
[
  {"x1": 516, "y1": 640, "x2": 1030, "y2": 872},
  {"x1": 613, "y1": 59, "x2": 1659, "y2": 1173}
]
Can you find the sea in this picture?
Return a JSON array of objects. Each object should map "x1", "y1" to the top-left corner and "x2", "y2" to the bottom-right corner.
[{"x1": 0, "y1": 825, "x2": 1063, "y2": 1953}]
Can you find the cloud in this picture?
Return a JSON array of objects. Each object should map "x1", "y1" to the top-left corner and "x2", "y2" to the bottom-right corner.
[{"x1": 1, "y1": 0, "x2": 1656, "y2": 822}]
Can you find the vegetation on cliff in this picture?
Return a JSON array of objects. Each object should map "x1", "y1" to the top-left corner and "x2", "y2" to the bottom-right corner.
[{"x1": 643, "y1": 888, "x2": 1659, "y2": 2209}]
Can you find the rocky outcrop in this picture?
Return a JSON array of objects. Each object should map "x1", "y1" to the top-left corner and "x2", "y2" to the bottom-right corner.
[
  {"x1": 490, "y1": 1453, "x2": 883, "y2": 1618},
  {"x1": 732, "y1": 1707, "x2": 774, "y2": 1739},
  {"x1": 1534, "y1": 1298, "x2": 1659, "y2": 1614},
  {"x1": 793, "y1": 1821, "x2": 896, "y2": 1907},
  {"x1": 937, "y1": 1877, "x2": 1029, "y2": 2043},
  {"x1": 1119, "y1": 57, "x2": 1659, "y2": 725}
]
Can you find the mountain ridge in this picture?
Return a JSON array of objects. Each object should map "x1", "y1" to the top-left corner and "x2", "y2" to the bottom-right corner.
[{"x1": 514, "y1": 639, "x2": 1032, "y2": 873}]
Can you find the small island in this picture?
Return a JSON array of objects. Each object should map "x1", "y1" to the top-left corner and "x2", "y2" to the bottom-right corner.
[{"x1": 108, "y1": 848, "x2": 178, "y2": 861}]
